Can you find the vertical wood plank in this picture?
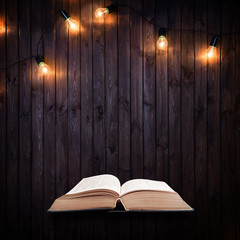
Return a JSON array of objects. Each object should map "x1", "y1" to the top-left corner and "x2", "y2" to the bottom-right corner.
[
  {"x1": 207, "y1": 1, "x2": 221, "y2": 239},
  {"x1": 55, "y1": 0, "x2": 69, "y2": 239},
  {"x1": 80, "y1": 0, "x2": 93, "y2": 239},
  {"x1": 6, "y1": 0, "x2": 19, "y2": 238},
  {"x1": 81, "y1": 0, "x2": 93, "y2": 178},
  {"x1": 43, "y1": 0, "x2": 56, "y2": 239},
  {"x1": 156, "y1": 0, "x2": 168, "y2": 183},
  {"x1": 143, "y1": 0, "x2": 156, "y2": 239},
  {"x1": 92, "y1": 0, "x2": 106, "y2": 238},
  {"x1": 67, "y1": 1, "x2": 81, "y2": 239},
  {"x1": 19, "y1": 0, "x2": 32, "y2": 239},
  {"x1": 0, "y1": 0, "x2": 6, "y2": 236},
  {"x1": 168, "y1": 1, "x2": 181, "y2": 239},
  {"x1": 104, "y1": 1, "x2": 118, "y2": 239},
  {"x1": 130, "y1": 0, "x2": 143, "y2": 180},
  {"x1": 93, "y1": 0, "x2": 105, "y2": 176},
  {"x1": 130, "y1": 1, "x2": 144, "y2": 240},
  {"x1": 168, "y1": 0, "x2": 181, "y2": 194},
  {"x1": 68, "y1": 0, "x2": 81, "y2": 195},
  {"x1": 118, "y1": 0, "x2": 131, "y2": 239},
  {"x1": 31, "y1": 0, "x2": 44, "y2": 239},
  {"x1": 181, "y1": 1, "x2": 195, "y2": 239},
  {"x1": 221, "y1": 2, "x2": 236, "y2": 240},
  {"x1": 194, "y1": 0, "x2": 208, "y2": 239},
  {"x1": 118, "y1": 0, "x2": 130, "y2": 184},
  {"x1": 155, "y1": 1, "x2": 169, "y2": 238},
  {"x1": 105, "y1": 0, "x2": 118, "y2": 176},
  {"x1": 143, "y1": 0, "x2": 155, "y2": 181}
]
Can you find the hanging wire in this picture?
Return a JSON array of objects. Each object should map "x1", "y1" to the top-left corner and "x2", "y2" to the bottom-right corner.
[
  {"x1": 0, "y1": 10, "x2": 60, "y2": 72},
  {"x1": 1, "y1": 2, "x2": 239, "y2": 72}
]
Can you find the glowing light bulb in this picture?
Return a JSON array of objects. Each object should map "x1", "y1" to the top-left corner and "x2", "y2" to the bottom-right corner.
[
  {"x1": 35, "y1": 56, "x2": 50, "y2": 75},
  {"x1": 66, "y1": 17, "x2": 79, "y2": 30},
  {"x1": 207, "y1": 45, "x2": 216, "y2": 58},
  {"x1": 207, "y1": 34, "x2": 218, "y2": 59},
  {"x1": 95, "y1": 4, "x2": 117, "y2": 19},
  {"x1": 60, "y1": 10, "x2": 79, "y2": 31},
  {"x1": 157, "y1": 28, "x2": 168, "y2": 52},
  {"x1": 95, "y1": 8, "x2": 109, "y2": 18}
]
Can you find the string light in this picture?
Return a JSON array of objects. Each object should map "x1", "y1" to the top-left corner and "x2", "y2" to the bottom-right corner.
[
  {"x1": 95, "y1": 4, "x2": 117, "y2": 19},
  {"x1": 60, "y1": 10, "x2": 79, "y2": 31},
  {"x1": 35, "y1": 56, "x2": 50, "y2": 75},
  {"x1": 157, "y1": 28, "x2": 168, "y2": 52},
  {"x1": 207, "y1": 35, "x2": 218, "y2": 58}
]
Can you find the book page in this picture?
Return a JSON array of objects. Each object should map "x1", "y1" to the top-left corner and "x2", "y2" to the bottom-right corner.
[
  {"x1": 66, "y1": 174, "x2": 121, "y2": 195},
  {"x1": 120, "y1": 179, "x2": 175, "y2": 196}
]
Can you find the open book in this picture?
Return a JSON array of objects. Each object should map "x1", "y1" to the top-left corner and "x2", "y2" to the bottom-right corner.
[{"x1": 48, "y1": 174, "x2": 193, "y2": 212}]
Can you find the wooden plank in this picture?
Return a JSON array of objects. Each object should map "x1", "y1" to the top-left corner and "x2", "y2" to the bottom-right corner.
[
  {"x1": 55, "y1": 0, "x2": 69, "y2": 239},
  {"x1": 0, "y1": 0, "x2": 6, "y2": 236},
  {"x1": 19, "y1": 0, "x2": 32, "y2": 239},
  {"x1": 118, "y1": 0, "x2": 131, "y2": 184},
  {"x1": 220, "y1": 2, "x2": 236, "y2": 240},
  {"x1": 194, "y1": 0, "x2": 208, "y2": 239},
  {"x1": 130, "y1": 0, "x2": 143, "y2": 180},
  {"x1": 80, "y1": 0, "x2": 93, "y2": 239},
  {"x1": 6, "y1": 0, "x2": 19, "y2": 238},
  {"x1": 93, "y1": 0, "x2": 105, "y2": 176},
  {"x1": 43, "y1": 0, "x2": 56, "y2": 239},
  {"x1": 143, "y1": 0, "x2": 155, "y2": 180},
  {"x1": 207, "y1": 1, "x2": 221, "y2": 239},
  {"x1": 105, "y1": 0, "x2": 118, "y2": 176},
  {"x1": 104, "y1": 0, "x2": 118, "y2": 239},
  {"x1": 81, "y1": 0, "x2": 93, "y2": 178},
  {"x1": 168, "y1": 0, "x2": 181, "y2": 194},
  {"x1": 142, "y1": 0, "x2": 156, "y2": 238},
  {"x1": 168, "y1": 1, "x2": 181, "y2": 239},
  {"x1": 31, "y1": 0, "x2": 44, "y2": 238},
  {"x1": 92, "y1": 1, "x2": 106, "y2": 239},
  {"x1": 118, "y1": 0, "x2": 131, "y2": 239},
  {"x1": 130, "y1": 1, "x2": 144, "y2": 239},
  {"x1": 68, "y1": 0, "x2": 81, "y2": 196},
  {"x1": 155, "y1": 1, "x2": 169, "y2": 238},
  {"x1": 156, "y1": 0, "x2": 168, "y2": 183},
  {"x1": 181, "y1": 1, "x2": 195, "y2": 239},
  {"x1": 67, "y1": 0, "x2": 81, "y2": 239}
]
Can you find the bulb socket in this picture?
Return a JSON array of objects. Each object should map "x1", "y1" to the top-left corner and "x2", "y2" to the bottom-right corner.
[
  {"x1": 210, "y1": 34, "x2": 218, "y2": 47},
  {"x1": 106, "y1": 4, "x2": 117, "y2": 13},
  {"x1": 35, "y1": 56, "x2": 44, "y2": 65},
  {"x1": 159, "y1": 28, "x2": 166, "y2": 37},
  {"x1": 60, "y1": 9, "x2": 70, "y2": 20}
]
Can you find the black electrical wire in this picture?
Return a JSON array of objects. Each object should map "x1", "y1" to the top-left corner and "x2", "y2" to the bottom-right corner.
[{"x1": 0, "y1": 10, "x2": 60, "y2": 72}]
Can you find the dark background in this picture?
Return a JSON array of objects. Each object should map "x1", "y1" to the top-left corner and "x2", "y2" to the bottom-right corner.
[{"x1": 0, "y1": 0, "x2": 239, "y2": 239}]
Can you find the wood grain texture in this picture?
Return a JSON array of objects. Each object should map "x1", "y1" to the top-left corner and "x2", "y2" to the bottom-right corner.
[
  {"x1": 93, "y1": 0, "x2": 106, "y2": 176},
  {"x1": 0, "y1": 0, "x2": 239, "y2": 239},
  {"x1": 194, "y1": 0, "x2": 208, "y2": 239},
  {"x1": 31, "y1": 0, "x2": 44, "y2": 239},
  {"x1": 43, "y1": 0, "x2": 56, "y2": 239},
  {"x1": 6, "y1": 0, "x2": 19, "y2": 239},
  {"x1": 207, "y1": 1, "x2": 221, "y2": 240},
  {"x1": 19, "y1": 0, "x2": 32, "y2": 239},
  {"x1": 168, "y1": 0, "x2": 181, "y2": 194},
  {"x1": 221, "y1": 2, "x2": 236, "y2": 239}
]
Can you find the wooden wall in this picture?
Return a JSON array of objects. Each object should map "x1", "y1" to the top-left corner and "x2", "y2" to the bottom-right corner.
[{"x1": 0, "y1": 0, "x2": 239, "y2": 239}]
